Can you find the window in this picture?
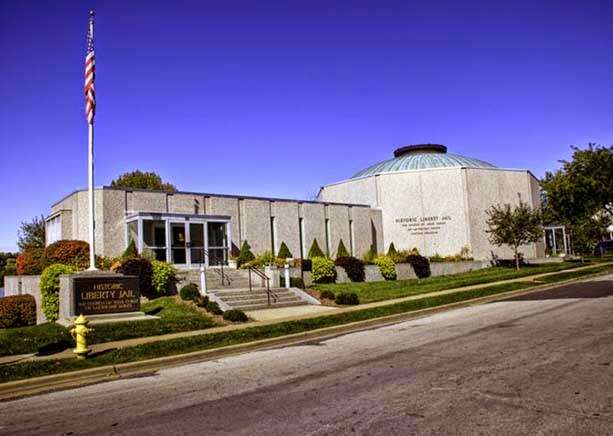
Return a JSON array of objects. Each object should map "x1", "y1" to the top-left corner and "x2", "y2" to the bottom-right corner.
[
  {"x1": 46, "y1": 215, "x2": 62, "y2": 245},
  {"x1": 349, "y1": 220, "x2": 354, "y2": 256},
  {"x1": 143, "y1": 220, "x2": 167, "y2": 261},
  {"x1": 325, "y1": 219, "x2": 331, "y2": 255},
  {"x1": 208, "y1": 222, "x2": 228, "y2": 266}
]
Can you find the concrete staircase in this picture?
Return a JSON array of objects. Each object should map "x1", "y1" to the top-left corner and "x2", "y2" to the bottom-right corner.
[
  {"x1": 209, "y1": 287, "x2": 310, "y2": 311},
  {"x1": 176, "y1": 267, "x2": 315, "y2": 311}
]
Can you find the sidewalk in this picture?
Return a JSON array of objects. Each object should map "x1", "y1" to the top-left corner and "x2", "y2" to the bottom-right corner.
[{"x1": 1, "y1": 262, "x2": 608, "y2": 366}]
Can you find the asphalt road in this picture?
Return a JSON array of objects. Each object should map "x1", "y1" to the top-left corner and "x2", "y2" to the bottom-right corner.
[{"x1": 2, "y1": 274, "x2": 613, "y2": 435}]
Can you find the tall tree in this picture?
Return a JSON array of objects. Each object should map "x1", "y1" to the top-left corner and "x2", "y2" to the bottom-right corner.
[
  {"x1": 541, "y1": 144, "x2": 613, "y2": 253},
  {"x1": 485, "y1": 199, "x2": 543, "y2": 270},
  {"x1": 111, "y1": 170, "x2": 177, "y2": 193},
  {"x1": 17, "y1": 215, "x2": 46, "y2": 252}
]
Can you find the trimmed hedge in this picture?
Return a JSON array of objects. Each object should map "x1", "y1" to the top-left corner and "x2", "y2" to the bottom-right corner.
[
  {"x1": 311, "y1": 257, "x2": 336, "y2": 284},
  {"x1": 308, "y1": 239, "x2": 325, "y2": 259},
  {"x1": 223, "y1": 309, "x2": 248, "y2": 322},
  {"x1": 112, "y1": 257, "x2": 154, "y2": 298},
  {"x1": 45, "y1": 240, "x2": 90, "y2": 269},
  {"x1": 40, "y1": 263, "x2": 77, "y2": 322},
  {"x1": 335, "y1": 256, "x2": 365, "y2": 282},
  {"x1": 237, "y1": 241, "x2": 255, "y2": 268},
  {"x1": 179, "y1": 283, "x2": 199, "y2": 301},
  {"x1": 277, "y1": 242, "x2": 293, "y2": 259},
  {"x1": 194, "y1": 294, "x2": 209, "y2": 308},
  {"x1": 336, "y1": 240, "x2": 350, "y2": 258},
  {"x1": 206, "y1": 300, "x2": 223, "y2": 315},
  {"x1": 16, "y1": 248, "x2": 46, "y2": 275},
  {"x1": 335, "y1": 292, "x2": 360, "y2": 305},
  {"x1": 374, "y1": 255, "x2": 397, "y2": 280},
  {"x1": 0, "y1": 295, "x2": 36, "y2": 328}
]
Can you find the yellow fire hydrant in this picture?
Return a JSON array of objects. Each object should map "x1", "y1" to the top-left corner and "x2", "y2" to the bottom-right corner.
[{"x1": 70, "y1": 314, "x2": 93, "y2": 360}]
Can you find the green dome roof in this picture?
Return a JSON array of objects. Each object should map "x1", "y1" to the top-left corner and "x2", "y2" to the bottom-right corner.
[{"x1": 352, "y1": 144, "x2": 496, "y2": 178}]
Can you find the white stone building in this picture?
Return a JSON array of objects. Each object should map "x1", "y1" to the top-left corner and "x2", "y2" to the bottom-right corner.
[{"x1": 317, "y1": 144, "x2": 545, "y2": 260}]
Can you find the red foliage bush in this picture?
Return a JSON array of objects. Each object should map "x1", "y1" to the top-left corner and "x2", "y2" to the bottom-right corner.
[
  {"x1": 45, "y1": 240, "x2": 90, "y2": 269},
  {"x1": 0, "y1": 294, "x2": 36, "y2": 328},
  {"x1": 16, "y1": 249, "x2": 46, "y2": 275}
]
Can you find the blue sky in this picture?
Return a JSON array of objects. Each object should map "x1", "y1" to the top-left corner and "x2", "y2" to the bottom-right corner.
[{"x1": 1, "y1": 0, "x2": 612, "y2": 252}]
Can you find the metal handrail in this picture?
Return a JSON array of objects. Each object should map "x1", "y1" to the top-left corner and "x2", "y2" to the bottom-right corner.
[
  {"x1": 248, "y1": 266, "x2": 278, "y2": 306},
  {"x1": 201, "y1": 249, "x2": 231, "y2": 287}
]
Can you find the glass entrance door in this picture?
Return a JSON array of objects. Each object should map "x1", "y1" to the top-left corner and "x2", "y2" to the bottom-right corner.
[
  {"x1": 189, "y1": 223, "x2": 205, "y2": 265},
  {"x1": 171, "y1": 222, "x2": 187, "y2": 264}
]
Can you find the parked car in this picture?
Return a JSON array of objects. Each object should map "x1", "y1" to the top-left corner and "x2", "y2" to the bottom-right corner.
[{"x1": 593, "y1": 240, "x2": 613, "y2": 255}]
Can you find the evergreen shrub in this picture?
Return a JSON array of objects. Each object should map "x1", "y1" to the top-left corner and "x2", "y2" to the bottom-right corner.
[
  {"x1": 277, "y1": 242, "x2": 293, "y2": 259},
  {"x1": 319, "y1": 290, "x2": 335, "y2": 300},
  {"x1": 336, "y1": 240, "x2": 350, "y2": 258},
  {"x1": 223, "y1": 309, "x2": 248, "y2": 322},
  {"x1": 237, "y1": 241, "x2": 255, "y2": 268},
  {"x1": 307, "y1": 239, "x2": 325, "y2": 259},
  {"x1": 335, "y1": 292, "x2": 360, "y2": 305},
  {"x1": 179, "y1": 283, "x2": 199, "y2": 301}
]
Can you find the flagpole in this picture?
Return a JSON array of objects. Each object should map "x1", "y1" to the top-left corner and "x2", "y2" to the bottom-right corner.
[{"x1": 87, "y1": 10, "x2": 97, "y2": 271}]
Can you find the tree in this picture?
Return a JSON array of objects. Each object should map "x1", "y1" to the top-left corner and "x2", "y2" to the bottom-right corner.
[
  {"x1": 277, "y1": 241, "x2": 293, "y2": 259},
  {"x1": 111, "y1": 170, "x2": 177, "y2": 193},
  {"x1": 387, "y1": 242, "x2": 398, "y2": 257},
  {"x1": 237, "y1": 241, "x2": 255, "y2": 267},
  {"x1": 336, "y1": 239, "x2": 350, "y2": 258},
  {"x1": 307, "y1": 239, "x2": 325, "y2": 259},
  {"x1": 17, "y1": 215, "x2": 46, "y2": 252},
  {"x1": 485, "y1": 198, "x2": 543, "y2": 270},
  {"x1": 541, "y1": 144, "x2": 613, "y2": 252}
]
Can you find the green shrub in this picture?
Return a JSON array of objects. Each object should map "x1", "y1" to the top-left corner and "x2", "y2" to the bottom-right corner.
[
  {"x1": 151, "y1": 260, "x2": 177, "y2": 295},
  {"x1": 122, "y1": 239, "x2": 139, "y2": 258},
  {"x1": 280, "y1": 276, "x2": 304, "y2": 288},
  {"x1": 206, "y1": 300, "x2": 223, "y2": 315},
  {"x1": 223, "y1": 309, "x2": 248, "y2": 322},
  {"x1": 0, "y1": 295, "x2": 36, "y2": 328},
  {"x1": 308, "y1": 239, "x2": 325, "y2": 259},
  {"x1": 237, "y1": 241, "x2": 255, "y2": 267},
  {"x1": 179, "y1": 283, "x2": 199, "y2": 301},
  {"x1": 336, "y1": 239, "x2": 350, "y2": 258},
  {"x1": 112, "y1": 257, "x2": 154, "y2": 298},
  {"x1": 374, "y1": 255, "x2": 397, "y2": 280},
  {"x1": 311, "y1": 257, "x2": 336, "y2": 284},
  {"x1": 40, "y1": 263, "x2": 77, "y2": 322},
  {"x1": 277, "y1": 242, "x2": 293, "y2": 259},
  {"x1": 319, "y1": 290, "x2": 335, "y2": 300},
  {"x1": 335, "y1": 292, "x2": 360, "y2": 305},
  {"x1": 387, "y1": 242, "x2": 398, "y2": 257},
  {"x1": 16, "y1": 248, "x2": 46, "y2": 275},
  {"x1": 44, "y1": 240, "x2": 90, "y2": 270},
  {"x1": 335, "y1": 256, "x2": 365, "y2": 282},
  {"x1": 193, "y1": 294, "x2": 209, "y2": 308}
]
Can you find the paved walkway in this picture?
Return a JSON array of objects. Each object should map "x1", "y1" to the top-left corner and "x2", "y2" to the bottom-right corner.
[{"x1": 0, "y1": 262, "x2": 608, "y2": 366}]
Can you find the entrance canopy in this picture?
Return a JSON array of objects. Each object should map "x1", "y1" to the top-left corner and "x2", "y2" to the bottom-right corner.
[{"x1": 125, "y1": 212, "x2": 231, "y2": 267}]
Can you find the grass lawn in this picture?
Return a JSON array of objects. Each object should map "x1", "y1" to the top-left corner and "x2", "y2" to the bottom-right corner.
[
  {"x1": 3, "y1": 263, "x2": 612, "y2": 384},
  {"x1": 312, "y1": 261, "x2": 588, "y2": 303},
  {"x1": 0, "y1": 297, "x2": 217, "y2": 357}
]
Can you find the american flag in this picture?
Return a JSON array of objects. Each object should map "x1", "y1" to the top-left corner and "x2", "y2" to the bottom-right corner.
[{"x1": 84, "y1": 13, "x2": 96, "y2": 124}]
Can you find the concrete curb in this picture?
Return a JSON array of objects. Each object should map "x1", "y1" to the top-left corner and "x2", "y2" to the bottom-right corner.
[{"x1": 1, "y1": 266, "x2": 610, "y2": 402}]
